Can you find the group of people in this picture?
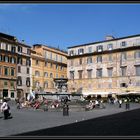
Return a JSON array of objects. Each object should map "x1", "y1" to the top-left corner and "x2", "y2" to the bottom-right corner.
[
  {"x1": 111, "y1": 97, "x2": 130, "y2": 110},
  {"x1": 85, "y1": 99, "x2": 105, "y2": 111}
]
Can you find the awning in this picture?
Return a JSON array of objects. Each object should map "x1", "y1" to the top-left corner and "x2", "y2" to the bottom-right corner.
[{"x1": 82, "y1": 91, "x2": 113, "y2": 96}]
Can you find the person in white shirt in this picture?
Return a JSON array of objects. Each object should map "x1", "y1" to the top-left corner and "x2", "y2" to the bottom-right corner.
[{"x1": 1, "y1": 99, "x2": 11, "y2": 120}]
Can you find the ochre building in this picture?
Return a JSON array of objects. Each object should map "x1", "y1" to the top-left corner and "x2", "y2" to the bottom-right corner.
[
  {"x1": 31, "y1": 44, "x2": 67, "y2": 93},
  {"x1": 67, "y1": 34, "x2": 140, "y2": 97}
]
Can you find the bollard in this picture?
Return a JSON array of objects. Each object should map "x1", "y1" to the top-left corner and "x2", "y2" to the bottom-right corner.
[{"x1": 63, "y1": 104, "x2": 69, "y2": 116}]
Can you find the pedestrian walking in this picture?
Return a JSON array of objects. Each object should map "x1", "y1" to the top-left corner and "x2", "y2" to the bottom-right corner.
[
  {"x1": 118, "y1": 99, "x2": 122, "y2": 108},
  {"x1": 125, "y1": 98, "x2": 130, "y2": 110},
  {"x1": 0, "y1": 99, "x2": 11, "y2": 120}
]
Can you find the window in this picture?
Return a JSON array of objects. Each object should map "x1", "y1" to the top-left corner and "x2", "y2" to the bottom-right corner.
[
  {"x1": 121, "y1": 66, "x2": 127, "y2": 76},
  {"x1": 44, "y1": 72, "x2": 48, "y2": 77},
  {"x1": 56, "y1": 74, "x2": 58, "y2": 78},
  {"x1": 27, "y1": 49, "x2": 31, "y2": 55},
  {"x1": 121, "y1": 52, "x2": 127, "y2": 61},
  {"x1": 108, "y1": 68, "x2": 113, "y2": 77},
  {"x1": 135, "y1": 65, "x2": 140, "y2": 76},
  {"x1": 35, "y1": 71, "x2": 40, "y2": 77},
  {"x1": 98, "y1": 84, "x2": 101, "y2": 89},
  {"x1": 27, "y1": 68, "x2": 30, "y2": 74},
  {"x1": 70, "y1": 60, "x2": 74, "y2": 66},
  {"x1": 97, "y1": 56, "x2": 102, "y2": 63},
  {"x1": 120, "y1": 83, "x2": 127, "y2": 88},
  {"x1": 36, "y1": 60, "x2": 39, "y2": 65},
  {"x1": 136, "y1": 81, "x2": 140, "y2": 86},
  {"x1": 60, "y1": 66, "x2": 63, "y2": 71},
  {"x1": 56, "y1": 55, "x2": 58, "y2": 61},
  {"x1": 0, "y1": 67, "x2": 1, "y2": 75},
  {"x1": 4, "y1": 56, "x2": 9, "y2": 62},
  {"x1": 11, "y1": 46, "x2": 16, "y2": 53},
  {"x1": 50, "y1": 63, "x2": 53, "y2": 68},
  {"x1": 56, "y1": 64, "x2": 58, "y2": 70},
  {"x1": 26, "y1": 59, "x2": 30, "y2": 66},
  {"x1": 11, "y1": 68, "x2": 15, "y2": 76},
  {"x1": 11, "y1": 82, "x2": 14, "y2": 88},
  {"x1": 18, "y1": 66, "x2": 21, "y2": 73},
  {"x1": 121, "y1": 41, "x2": 127, "y2": 47},
  {"x1": 4, "y1": 81, "x2": 8, "y2": 86},
  {"x1": 79, "y1": 58, "x2": 82, "y2": 65},
  {"x1": 18, "y1": 57, "x2": 22, "y2": 64},
  {"x1": 45, "y1": 62, "x2": 48, "y2": 67},
  {"x1": 109, "y1": 54, "x2": 113, "y2": 62},
  {"x1": 44, "y1": 82, "x2": 48, "y2": 88},
  {"x1": 78, "y1": 48, "x2": 84, "y2": 55},
  {"x1": 1, "y1": 43, "x2": 6, "y2": 50},
  {"x1": 70, "y1": 71, "x2": 74, "y2": 80},
  {"x1": 17, "y1": 76, "x2": 22, "y2": 86},
  {"x1": 96, "y1": 69, "x2": 102, "y2": 78},
  {"x1": 108, "y1": 44, "x2": 113, "y2": 50},
  {"x1": 88, "y1": 47, "x2": 92, "y2": 53},
  {"x1": 87, "y1": 57, "x2": 92, "y2": 64},
  {"x1": 60, "y1": 56, "x2": 63, "y2": 62},
  {"x1": 26, "y1": 77, "x2": 30, "y2": 87},
  {"x1": 0, "y1": 55, "x2": 2, "y2": 61},
  {"x1": 18, "y1": 46, "x2": 22, "y2": 53},
  {"x1": 108, "y1": 83, "x2": 112, "y2": 88},
  {"x1": 97, "y1": 45, "x2": 103, "y2": 52},
  {"x1": 5, "y1": 44, "x2": 8, "y2": 51},
  {"x1": 11, "y1": 92, "x2": 14, "y2": 98},
  {"x1": 87, "y1": 69, "x2": 92, "y2": 78},
  {"x1": 50, "y1": 73, "x2": 53, "y2": 78},
  {"x1": 61, "y1": 75, "x2": 64, "y2": 78},
  {"x1": 50, "y1": 52, "x2": 52, "y2": 59},
  {"x1": 135, "y1": 51, "x2": 140, "y2": 59},
  {"x1": 69, "y1": 50, "x2": 74, "y2": 56},
  {"x1": 78, "y1": 70, "x2": 83, "y2": 79},
  {"x1": 4, "y1": 67, "x2": 8, "y2": 76},
  {"x1": 35, "y1": 81, "x2": 40, "y2": 88},
  {"x1": 10, "y1": 57, "x2": 16, "y2": 64}
]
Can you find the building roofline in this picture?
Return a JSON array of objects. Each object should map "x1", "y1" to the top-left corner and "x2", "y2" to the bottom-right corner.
[
  {"x1": 33, "y1": 44, "x2": 67, "y2": 54},
  {"x1": 68, "y1": 34, "x2": 140, "y2": 49},
  {"x1": 0, "y1": 32, "x2": 17, "y2": 41}
]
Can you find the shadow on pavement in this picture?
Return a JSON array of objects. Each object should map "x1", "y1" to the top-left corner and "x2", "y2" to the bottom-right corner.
[{"x1": 13, "y1": 108, "x2": 140, "y2": 136}]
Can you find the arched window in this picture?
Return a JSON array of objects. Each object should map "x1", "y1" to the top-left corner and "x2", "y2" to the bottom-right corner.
[
  {"x1": 44, "y1": 72, "x2": 48, "y2": 78},
  {"x1": 35, "y1": 81, "x2": 40, "y2": 88},
  {"x1": 44, "y1": 81, "x2": 48, "y2": 88},
  {"x1": 35, "y1": 71, "x2": 40, "y2": 77},
  {"x1": 50, "y1": 73, "x2": 53, "y2": 78},
  {"x1": 17, "y1": 76, "x2": 22, "y2": 86}
]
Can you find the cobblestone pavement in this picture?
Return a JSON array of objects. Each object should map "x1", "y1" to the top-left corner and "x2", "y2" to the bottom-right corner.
[{"x1": 0, "y1": 102, "x2": 140, "y2": 136}]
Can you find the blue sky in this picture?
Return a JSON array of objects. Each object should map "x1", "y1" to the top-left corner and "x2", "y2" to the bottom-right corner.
[{"x1": 0, "y1": 4, "x2": 140, "y2": 50}]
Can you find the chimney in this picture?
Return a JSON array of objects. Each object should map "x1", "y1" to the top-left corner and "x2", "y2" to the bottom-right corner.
[{"x1": 105, "y1": 35, "x2": 115, "y2": 40}]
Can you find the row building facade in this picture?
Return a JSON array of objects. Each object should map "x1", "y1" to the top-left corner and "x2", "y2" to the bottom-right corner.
[
  {"x1": 0, "y1": 33, "x2": 31, "y2": 99},
  {"x1": 67, "y1": 35, "x2": 140, "y2": 97},
  {"x1": 31, "y1": 44, "x2": 67, "y2": 93}
]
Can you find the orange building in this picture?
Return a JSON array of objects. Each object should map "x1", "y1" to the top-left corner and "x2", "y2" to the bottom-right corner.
[
  {"x1": 0, "y1": 33, "x2": 17, "y2": 99},
  {"x1": 31, "y1": 44, "x2": 67, "y2": 93}
]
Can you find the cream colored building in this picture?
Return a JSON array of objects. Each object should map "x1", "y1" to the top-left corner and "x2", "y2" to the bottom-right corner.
[
  {"x1": 67, "y1": 35, "x2": 140, "y2": 97},
  {"x1": 31, "y1": 44, "x2": 67, "y2": 93}
]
